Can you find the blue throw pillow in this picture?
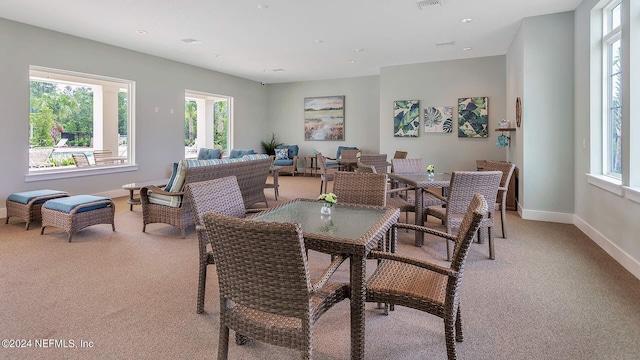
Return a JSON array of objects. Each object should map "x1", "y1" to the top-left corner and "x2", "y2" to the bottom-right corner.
[
  {"x1": 197, "y1": 148, "x2": 221, "y2": 160},
  {"x1": 229, "y1": 149, "x2": 255, "y2": 158},
  {"x1": 275, "y1": 148, "x2": 289, "y2": 160},
  {"x1": 164, "y1": 162, "x2": 179, "y2": 191}
]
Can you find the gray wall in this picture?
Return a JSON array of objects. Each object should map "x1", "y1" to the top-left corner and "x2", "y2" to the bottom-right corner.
[
  {"x1": 513, "y1": 12, "x2": 575, "y2": 215},
  {"x1": 573, "y1": 0, "x2": 640, "y2": 274},
  {"x1": 266, "y1": 76, "x2": 380, "y2": 168},
  {"x1": 0, "y1": 18, "x2": 267, "y2": 201},
  {"x1": 379, "y1": 56, "x2": 508, "y2": 173}
]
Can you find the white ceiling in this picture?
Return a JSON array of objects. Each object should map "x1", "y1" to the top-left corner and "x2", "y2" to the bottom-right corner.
[{"x1": 0, "y1": 0, "x2": 582, "y2": 84}]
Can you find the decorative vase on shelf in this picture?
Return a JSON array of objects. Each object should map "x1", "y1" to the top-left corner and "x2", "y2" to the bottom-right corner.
[{"x1": 321, "y1": 203, "x2": 332, "y2": 215}]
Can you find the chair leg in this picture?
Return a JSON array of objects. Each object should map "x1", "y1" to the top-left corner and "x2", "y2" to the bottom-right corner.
[
  {"x1": 319, "y1": 180, "x2": 324, "y2": 195},
  {"x1": 218, "y1": 324, "x2": 230, "y2": 360},
  {"x1": 488, "y1": 226, "x2": 495, "y2": 260},
  {"x1": 444, "y1": 318, "x2": 458, "y2": 360},
  {"x1": 500, "y1": 205, "x2": 507, "y2": 238},
  {"x1": 455, "y1": 307, "x2": 464, "y2": 342},
  {"x1": 197, "y1": 262, "x2": 207, "y2": 314}
]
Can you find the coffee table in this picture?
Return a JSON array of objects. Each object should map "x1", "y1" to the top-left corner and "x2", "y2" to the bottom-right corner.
[{"x1": 122, "y1": 179, "x2": 169, "y2": 211}]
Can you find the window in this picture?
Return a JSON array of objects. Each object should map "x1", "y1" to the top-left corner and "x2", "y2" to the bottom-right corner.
[
  {"x1": 602, "y1": 0, "x2": 622, "y2": 178},
  {"x1": 184, "y1": 91, "x2": 232, "y2": 158},
  {"x1": 28, "y1": 66, "x2": 134, "y2": 172}
]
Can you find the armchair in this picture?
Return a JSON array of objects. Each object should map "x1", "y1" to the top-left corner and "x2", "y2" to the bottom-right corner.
[{"x1": 273, "y1": 144, "x2": 299, "y2": 176}]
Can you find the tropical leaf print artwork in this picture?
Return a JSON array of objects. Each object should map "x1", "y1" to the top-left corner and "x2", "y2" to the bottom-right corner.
[
  {"x1": 394, "y1": 100, "x2": 420, "y2": 137},
  {"x1": 458, "y1": 97, "x2": 488, "y2": 138},
  {"x1": 424, "y1": 106, "x2": 453, "y2": 133}
]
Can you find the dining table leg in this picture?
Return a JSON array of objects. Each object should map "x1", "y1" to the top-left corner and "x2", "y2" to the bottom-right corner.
[
  {"x1": 350, "y1": 254, "x2": 366, "y2": 360},
  {"x1": 415, "y1": 188, "x2": 425, "y2": 246}
]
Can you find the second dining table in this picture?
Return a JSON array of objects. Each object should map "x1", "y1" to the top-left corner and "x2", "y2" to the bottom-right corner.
[
  {"x1": 387, "y1": 172, "x2": 451, "y2": 246},
  {"x1": 252, "y1": 198, "x2": 400, "y2": 360}
]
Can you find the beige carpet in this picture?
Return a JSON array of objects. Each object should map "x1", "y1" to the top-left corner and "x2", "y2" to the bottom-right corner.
[{"x1": 1, "y1": 174, "x2": 640, "y2": 359}]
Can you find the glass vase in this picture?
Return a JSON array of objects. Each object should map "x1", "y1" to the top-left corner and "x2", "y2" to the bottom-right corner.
[
  {"x1": 427, "y1": 171, "x2": 435, "y2": 179},
  {"x1": 321, "y1": 203, "x2": 332, "y2": 215}
]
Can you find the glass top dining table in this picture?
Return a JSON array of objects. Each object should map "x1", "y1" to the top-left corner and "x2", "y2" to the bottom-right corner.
[
  {"x1": 253, "y1": 199, "x2": 400, "y2": 360},
  {"x1": 387, "y1": 172, "x2": 451, "y2": 246}
]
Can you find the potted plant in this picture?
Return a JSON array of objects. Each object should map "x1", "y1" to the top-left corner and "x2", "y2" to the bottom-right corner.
[{"x1": 260, "y1": 133, "x2": 283, "y2": 156}]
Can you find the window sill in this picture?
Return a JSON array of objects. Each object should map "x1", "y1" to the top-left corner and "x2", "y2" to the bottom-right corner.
[
  {"x1": 26, "y1": 164, "x2": 138, "y2": 182},
  {"x1": 586, "y1": 173, "x2": 623, "y2": 196},
  {"x1": 623, "y1": 186, "x2": 640, "y2": 204}
]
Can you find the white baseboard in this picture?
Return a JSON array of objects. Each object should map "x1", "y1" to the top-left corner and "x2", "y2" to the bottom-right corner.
[
  {"x1": 521, "y1": 208, "x2": 574, "y2": 224},
  {"x1": 574, "y1": 215, "x2": 640, "y2": 280}
]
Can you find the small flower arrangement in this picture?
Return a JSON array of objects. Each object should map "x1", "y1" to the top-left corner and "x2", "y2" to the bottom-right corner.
[
  {"x1": 426, "y1": 164, "x2": 435, "y2": 174},
  {"x1": 356, "y1": 152, "x2": 361, "y2": 159},
  {"x1": 318, "y1": 192, "x2": 338, "y2": 207}
]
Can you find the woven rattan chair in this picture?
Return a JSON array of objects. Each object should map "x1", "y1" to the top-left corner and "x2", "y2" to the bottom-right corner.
[
  {"x1": 72, "y1": 153, "x2": 91, "y2": 167},
  {"x1": 185, "y1": 176, "x2": 264, "y2": 314},
  {"x1": 332, "y1": 171, "x2": 387, "y2": 207},
  {"x1": 425, "y1": 171, "x2": 501, "y2": 260},
  {"x1": 393, "y1": 150, "x2": 408, "y2": 160},
  {"x1": 316, "y1": 152, "x2": 336, "y2": 194},
  {"x1": 202, "y1": 212, "x2": 350, "y2": 360},
  {"x1": 366, "y1": 193, "x2": 487, "y2": 360},
  {"x1": 359, "y1": 154, "x2": 388, "y2": 174},
  {"x1": 355, "y1": 162, "x2": 376, "y2": 173},
  {"x1": 482, "y1": 161, "x2": 516, "y2": 238},
  {"x1": 389, "y1": 158, "x2": 445, "y2": 227}
]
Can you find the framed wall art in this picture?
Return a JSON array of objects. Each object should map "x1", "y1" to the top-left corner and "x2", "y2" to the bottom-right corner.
[
  {"x1": 304, "y1": 96, "x2": 345, "y2": 141},
  {"x1": 393, "y1": 100, "x2": 420, "y2": 137},
  {"x1": 458, "y1": 97, "x2": 488, "y2": 138},
  {"x1": 424, "y1": 106, "x2": 453, "y2": 133}
]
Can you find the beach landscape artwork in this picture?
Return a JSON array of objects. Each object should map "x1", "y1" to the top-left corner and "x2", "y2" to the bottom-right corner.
[
  {"x1": 304, "y1": 96, "x2": 345, "y2": 141},
  {"x1": 393, "y1": 100, "x2": 420, "y2": 137},
  {"x1": 458, "y1": 97, "x2": 488, "y2": 138},
  {"x1": 424, "y1": 106, "x2": 453, "y2": 133}
]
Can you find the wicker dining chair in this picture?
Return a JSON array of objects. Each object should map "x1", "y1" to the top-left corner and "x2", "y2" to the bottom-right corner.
[
  {"x1": 184, "y1": 176, "x2": 264, "y2": 314},
  {"x1": 425, "y1": 171, "x2": 501, "y2": 260},
  {"x1": 366, "y1": 193, "x2": 487, "y2": 360},
  {"x1": 482, "y1": 161, "x2": 516, "y2": 238},
  {"x1": 202, "y1": 212, "x2": 350, "y2": 360},
  {"x1": 332, "y1": 171, "x2": 388, "y2": 207},
  {"x1": 316, "y1": 152, "x2": 337, "y2": 194},
  {"x1": 359, "y1": 154, "x2": 388, "y2": 174}
]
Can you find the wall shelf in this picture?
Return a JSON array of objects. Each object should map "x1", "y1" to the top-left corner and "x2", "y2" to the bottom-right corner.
[{"x1": 495, "y1": 128, "x2": 516, "y2": 132}]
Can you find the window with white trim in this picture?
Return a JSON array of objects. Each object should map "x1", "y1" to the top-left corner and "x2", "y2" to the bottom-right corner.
[
  {"x1": 28, "y1": 66, "x2": 134, "y2": 172},
  {"x1": 602, "y1": 0, "x2": 622, "y2": 178}
]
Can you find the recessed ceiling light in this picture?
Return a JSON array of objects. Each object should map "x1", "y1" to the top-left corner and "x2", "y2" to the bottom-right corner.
[
  {"x1": 257, "y1": 4, "x2": 269, "y2": 10},
  {"x1": 355, "y1": 48, "x2": 364, "y2": 52},
  {"x1": 181, "y1": 38, "x2": 202, "y2": 45},
  {"x1": 136, "y1": 30, "x2": 147, "y2": 35},
  {"x1": 460, "y1": 18, "x2": 473, "y2": 23},
  {"x1": 213, "y1": 54, "x2": 222, "y2": 58},
  {"x1": 348, "y1": 60, "x2": 356, "y2": 63},
  {"x1": 463, "y1": 47, "x2": 473, "y2": 51},
  {"x1": 314, "y1": 40, "x2": 324, "y2": 44}
]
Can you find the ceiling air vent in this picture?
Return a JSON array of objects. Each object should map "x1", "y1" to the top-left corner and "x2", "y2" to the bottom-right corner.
[{"x1": 416, "y1": 0, "x2": 444, "y2": 9}]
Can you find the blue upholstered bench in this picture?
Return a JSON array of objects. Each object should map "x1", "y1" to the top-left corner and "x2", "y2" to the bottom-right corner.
[
  {"x1": 5, "y1": 189, "x2": 70, "y2": 230},
  {"x1": 40, "y1": 195, "x2": 115, "y2": 242}
]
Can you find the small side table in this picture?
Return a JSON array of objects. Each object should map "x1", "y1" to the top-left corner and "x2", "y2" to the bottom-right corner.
[
  {"x1": 304, "y1": 155, "x2": 318, "y2": 177},
  {"x1": 122, "y1": 179, "x2": 169, "y2": 211},
  {"x1": 264, "y1": 165, "x2": 281, "y2": 200}
]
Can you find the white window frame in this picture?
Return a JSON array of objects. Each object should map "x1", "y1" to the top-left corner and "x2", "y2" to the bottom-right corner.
[
  {"x1": 184, "y1": 90, "x2": 233, "y2": 159},
  {"x1": 602, "y1": 0, "x2": 622, "y2": 179},
  {"x1": 26, "y1": 66, "x2": 136, "y2": 182}
]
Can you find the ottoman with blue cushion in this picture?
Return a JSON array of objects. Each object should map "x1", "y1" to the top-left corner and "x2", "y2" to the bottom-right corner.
[
  {"x1": 6, "y1": 189, "x2": 70, "y2": 230},
  {"x1": 40, "y1": 195, "x2": 115, "y2": 242}
]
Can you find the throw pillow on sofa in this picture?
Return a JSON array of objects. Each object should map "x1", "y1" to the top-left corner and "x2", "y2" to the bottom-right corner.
[
  {"x1": 197, "y1": 148, "x2": 222, "y2": 160},
  {"x1": 229, "y1": 149, "x2": 255, "y2": 158}
]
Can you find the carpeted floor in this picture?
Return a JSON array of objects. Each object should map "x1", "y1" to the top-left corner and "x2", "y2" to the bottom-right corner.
[{"x1": 1, "y1": 174, "x2": 639, "y2": 359}]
